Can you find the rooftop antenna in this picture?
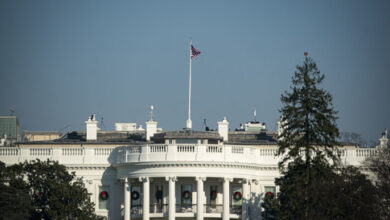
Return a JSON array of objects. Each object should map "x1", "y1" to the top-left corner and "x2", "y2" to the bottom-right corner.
[
  {"x1": 202, "y1": 118, "x2": 207, "y2": 131},
  {"x1": 149, "y1": 105, "x2": 154, "y2": 121},
  {"x1": 9, "y1": 108, "x2": 15, "y2": 116},
  {"x1": 254, "y1": 109, "x2": 257, "y2": 122},
  {"x1": 100, "y1": 117, "x2": 105, "y2": 130}
]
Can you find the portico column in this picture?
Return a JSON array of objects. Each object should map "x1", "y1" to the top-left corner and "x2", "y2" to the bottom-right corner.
[
  {"x1": 166, "y1": 176, "x2": 177, "y2": 220},
  {"x1": 139, "y1": 177, "x2": 149, "y2": 220},
  {"x1": 242, "y1": 178, "x2": 250, "y2": 220},
  {"x1": 196, "y1": 177, "x2": 206, "y2": 220},
  {"x1": 223, "y1": 177, "x2": 233, "y2": 220},
  {"x1": 124, "y1": 178, "x2": 131, "y2": 220}
]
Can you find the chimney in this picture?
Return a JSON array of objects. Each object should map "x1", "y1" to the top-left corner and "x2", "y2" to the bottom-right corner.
[
  {"x1": 146, "y1": 105, "x2": 158, "y2": 141},
  {"x1": 85, "y1": 114, "x2": 98, "y2": 141},
  {"x1": 218, "y1": 117, "x2": 229, "y2": 142},
  {"x1": 379, "y1": 128, "x2": 388, "y2": 149},
  {"x1": 146, "y1": 121, "x2": 157, "y2": 141}
]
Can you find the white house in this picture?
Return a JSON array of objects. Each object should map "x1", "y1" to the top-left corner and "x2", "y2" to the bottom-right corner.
[{"x1": 0, "y1": 113, "x2": 386, "y2": 220}]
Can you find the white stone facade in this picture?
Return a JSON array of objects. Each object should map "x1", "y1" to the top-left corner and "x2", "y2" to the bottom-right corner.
[{"x1": 0, "y1": 143, "x2": 376, "y2": 220}]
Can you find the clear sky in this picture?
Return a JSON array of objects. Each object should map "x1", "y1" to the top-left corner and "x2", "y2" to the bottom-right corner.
[{"x1": 0, "y1": 0, "x2": 389, "y2": 145}]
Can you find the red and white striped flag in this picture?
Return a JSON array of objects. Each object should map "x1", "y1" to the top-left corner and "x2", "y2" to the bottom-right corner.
[{"x1": 190, "y1": 44, "x2": 201, "y2": 59}]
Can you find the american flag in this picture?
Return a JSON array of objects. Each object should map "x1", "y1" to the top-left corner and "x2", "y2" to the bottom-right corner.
[{"x1": 190, "y1": 44, "x2": 201, "y2": 59}]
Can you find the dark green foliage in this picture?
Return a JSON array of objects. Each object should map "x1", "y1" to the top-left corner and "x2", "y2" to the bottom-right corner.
[
  {"x1": 0, "y1": 160, "x2": 102, "y2": 220},
  {"x1": 273, "y1": 57, "x2": 379, "y2": 220},
  {"x1": 0, "y1": 161, "x2": 31, "y2": 220},
  {"x1": 275, "y1": 159, "x2": 378, "y2": 220},
  {"x1": 278, "y1": 56, "x2": 339, "y2": 167},
  {"x1": 261, "y1": 192, "x2": 279, "y2": 220},
  {"x1": 365, "y1": 147, "x2": 390, "y2": 219}
]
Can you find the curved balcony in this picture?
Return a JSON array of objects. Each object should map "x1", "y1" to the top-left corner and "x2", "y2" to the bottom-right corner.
[
  {"x1": 116, "y1": 144, "x2": 278, "y2": 166},
  {"x1": 115, "y1": 144, "x2": 372, "y2": 167}
]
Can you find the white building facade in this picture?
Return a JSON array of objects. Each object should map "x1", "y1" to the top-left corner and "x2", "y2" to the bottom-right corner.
[{"x1": 0, "y1": 116, "x2": 385, "y2": 220}]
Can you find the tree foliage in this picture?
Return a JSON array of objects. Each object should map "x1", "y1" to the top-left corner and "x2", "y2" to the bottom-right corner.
[
  {"x1": 270, "y1": 56, "x2": 379, "y2": 220},
  {"x1": 0, "y1": 159, "x2": 102, "y2": 220},
  {"x1": 0, "y1": 161, "x2": 31, "y2": 220},
  {"x1": 273, "y1": 159, "x2": 378, "y2": 220},
  {"x1": 278, "y1": 56, "x2": 339, "y2": 167},
  {"x1": 365, "y1": 147, "x2": 390, "y2": 219}
]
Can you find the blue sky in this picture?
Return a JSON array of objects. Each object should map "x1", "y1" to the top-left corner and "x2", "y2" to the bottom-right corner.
[{"x1": 0, "y1": 0, "x2": 389, "y2": 144}]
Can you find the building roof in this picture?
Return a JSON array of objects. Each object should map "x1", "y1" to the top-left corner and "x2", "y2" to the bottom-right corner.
[
  {"x1": 23, "y1": 131, "x2": 62, "y2": 135},
  {"x1": 18, "y1": 130, "x2": 147, "y2": 145},
  {"x1": 153, "y1": 129, "x2": 222, "y2": 140},
  {"x1": 227, "y1": 131, "x2": 278, "y2": 145}
]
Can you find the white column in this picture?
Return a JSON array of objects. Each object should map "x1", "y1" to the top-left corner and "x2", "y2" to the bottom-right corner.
[
  {"x1": 139, "y1": 177, "x2": 149, "y2": 220},
  {"x1": 166, "y1": 176, "x2": 177, "y2": 220},
  {"x1": 196, "y1": 177, "x2": 206, "y2": 220},
  {"x1": 242, "y1": 179, "x2": 250, "y2": 220},
  {"x1": 223, "y1": 177, "x2": 233, "y2": 220},
  {"x1": 124, "y1": 178, "x2": 131, "y2": 220}
]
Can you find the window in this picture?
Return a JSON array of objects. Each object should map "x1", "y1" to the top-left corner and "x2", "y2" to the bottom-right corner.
[
  {"x1": 131, "y1": 186, "x2": 141, "y2": 207},
  {"x1": 98, "y1": 186, "x2": 109, "y2": 210},
  {"x1": 155, "y1": 185, "x2": 163, "y2": 205},
  {"x1": 210, "y1": 185, "x2": 218, "y2": 207},
  {"x1": 232, "y1": 186, "x2": 243, "y2": 206},
  {"x1": 181, "y1": 184, "x2": 192, "y2": 206},
  {"x1": 264, "y1": 186, "x2": 276, "y2": 197}
]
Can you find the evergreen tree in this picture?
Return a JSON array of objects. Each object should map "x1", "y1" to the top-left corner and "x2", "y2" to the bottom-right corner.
[
  {"x1": 276, "y1": 158, "x2": 378, "y2": 220},
  {"x1": 261, "y1": 191, "x2": 279, "y2": 220},
  {"x1": 277, "y1": 56, "x2": 340, "y2": 219},
  {"x1": 278, "y1": 56, "x2": 340, "y2": 166}
]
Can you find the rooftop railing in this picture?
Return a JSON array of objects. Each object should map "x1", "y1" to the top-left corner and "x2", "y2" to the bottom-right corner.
[{"x1": 0, "y1": 144, "x2": 377, "y2": 166}]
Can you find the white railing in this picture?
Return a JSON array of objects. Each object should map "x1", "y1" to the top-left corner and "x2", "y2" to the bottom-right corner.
[
  {"x1": 62, "y1": 148, "x2": 84, "y2": 156},
  {"x1": 0, "y1": 147, "x2": 117, "y2": 165},
  {"x1": 259, "y1": 149, "x2": 278, "y2": 156},
  {"x1": 0, "y1": 148, "x2": 19, "y2": 156},
  {"x1": 177, "y1": 145, "x2": 195, "y2": 153},
  {"x1": 30, "y1": 148, "x2": 52, "y2": 156},
  {"x1": 231, "y1": 146, "x2": 244, "y2": 154},
  {"x1": 94, "y1": 148, "x2": 113, "y2": 156},
  {"x1": 0, "y1": 145, "x2": 378, "y2": 167},
  {"x1": 150, "y1": 144, "x2": 167, "y2": 153},
  {"x1": 207, "y1": 145, "x2": 222, "y2": 153},
  {"x1": 127, "y1": 146, "x2": 141, "y2": 154}
]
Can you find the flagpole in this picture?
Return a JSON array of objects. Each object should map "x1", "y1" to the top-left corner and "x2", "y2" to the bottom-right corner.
[{"x1": 187, "y1": 40, "x2": 192, "y2": 129}]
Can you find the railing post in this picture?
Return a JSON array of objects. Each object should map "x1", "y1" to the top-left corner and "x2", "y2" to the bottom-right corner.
[
  {"x1": 141, "y1": 145, "x2": 149, "y2": 161},
  {"x1": 167, "y1": 145, "x2": 177, "y2": 161},
  {"x1": 84, "y1": 147, "x2": 94, "y2": 164},
  {"x1": 196, "y1": 145, "x2": 206, "y2": 161},
  {"x1": 224, "y1": 145, "x2": 232, "y2": 161}
]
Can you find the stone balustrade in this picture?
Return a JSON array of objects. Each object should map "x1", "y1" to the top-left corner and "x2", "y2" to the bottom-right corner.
[{"x1": 0, "y1": 145, "x2": 376, "y2": 166}]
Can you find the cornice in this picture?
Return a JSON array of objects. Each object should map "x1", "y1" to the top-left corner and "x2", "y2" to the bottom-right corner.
[
  {"x1": 113, "y1": 161, "x2": 279, "y2": 171},
  {"x1": 65, "y1": 164, "x2": 112, "y2": 170}
]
